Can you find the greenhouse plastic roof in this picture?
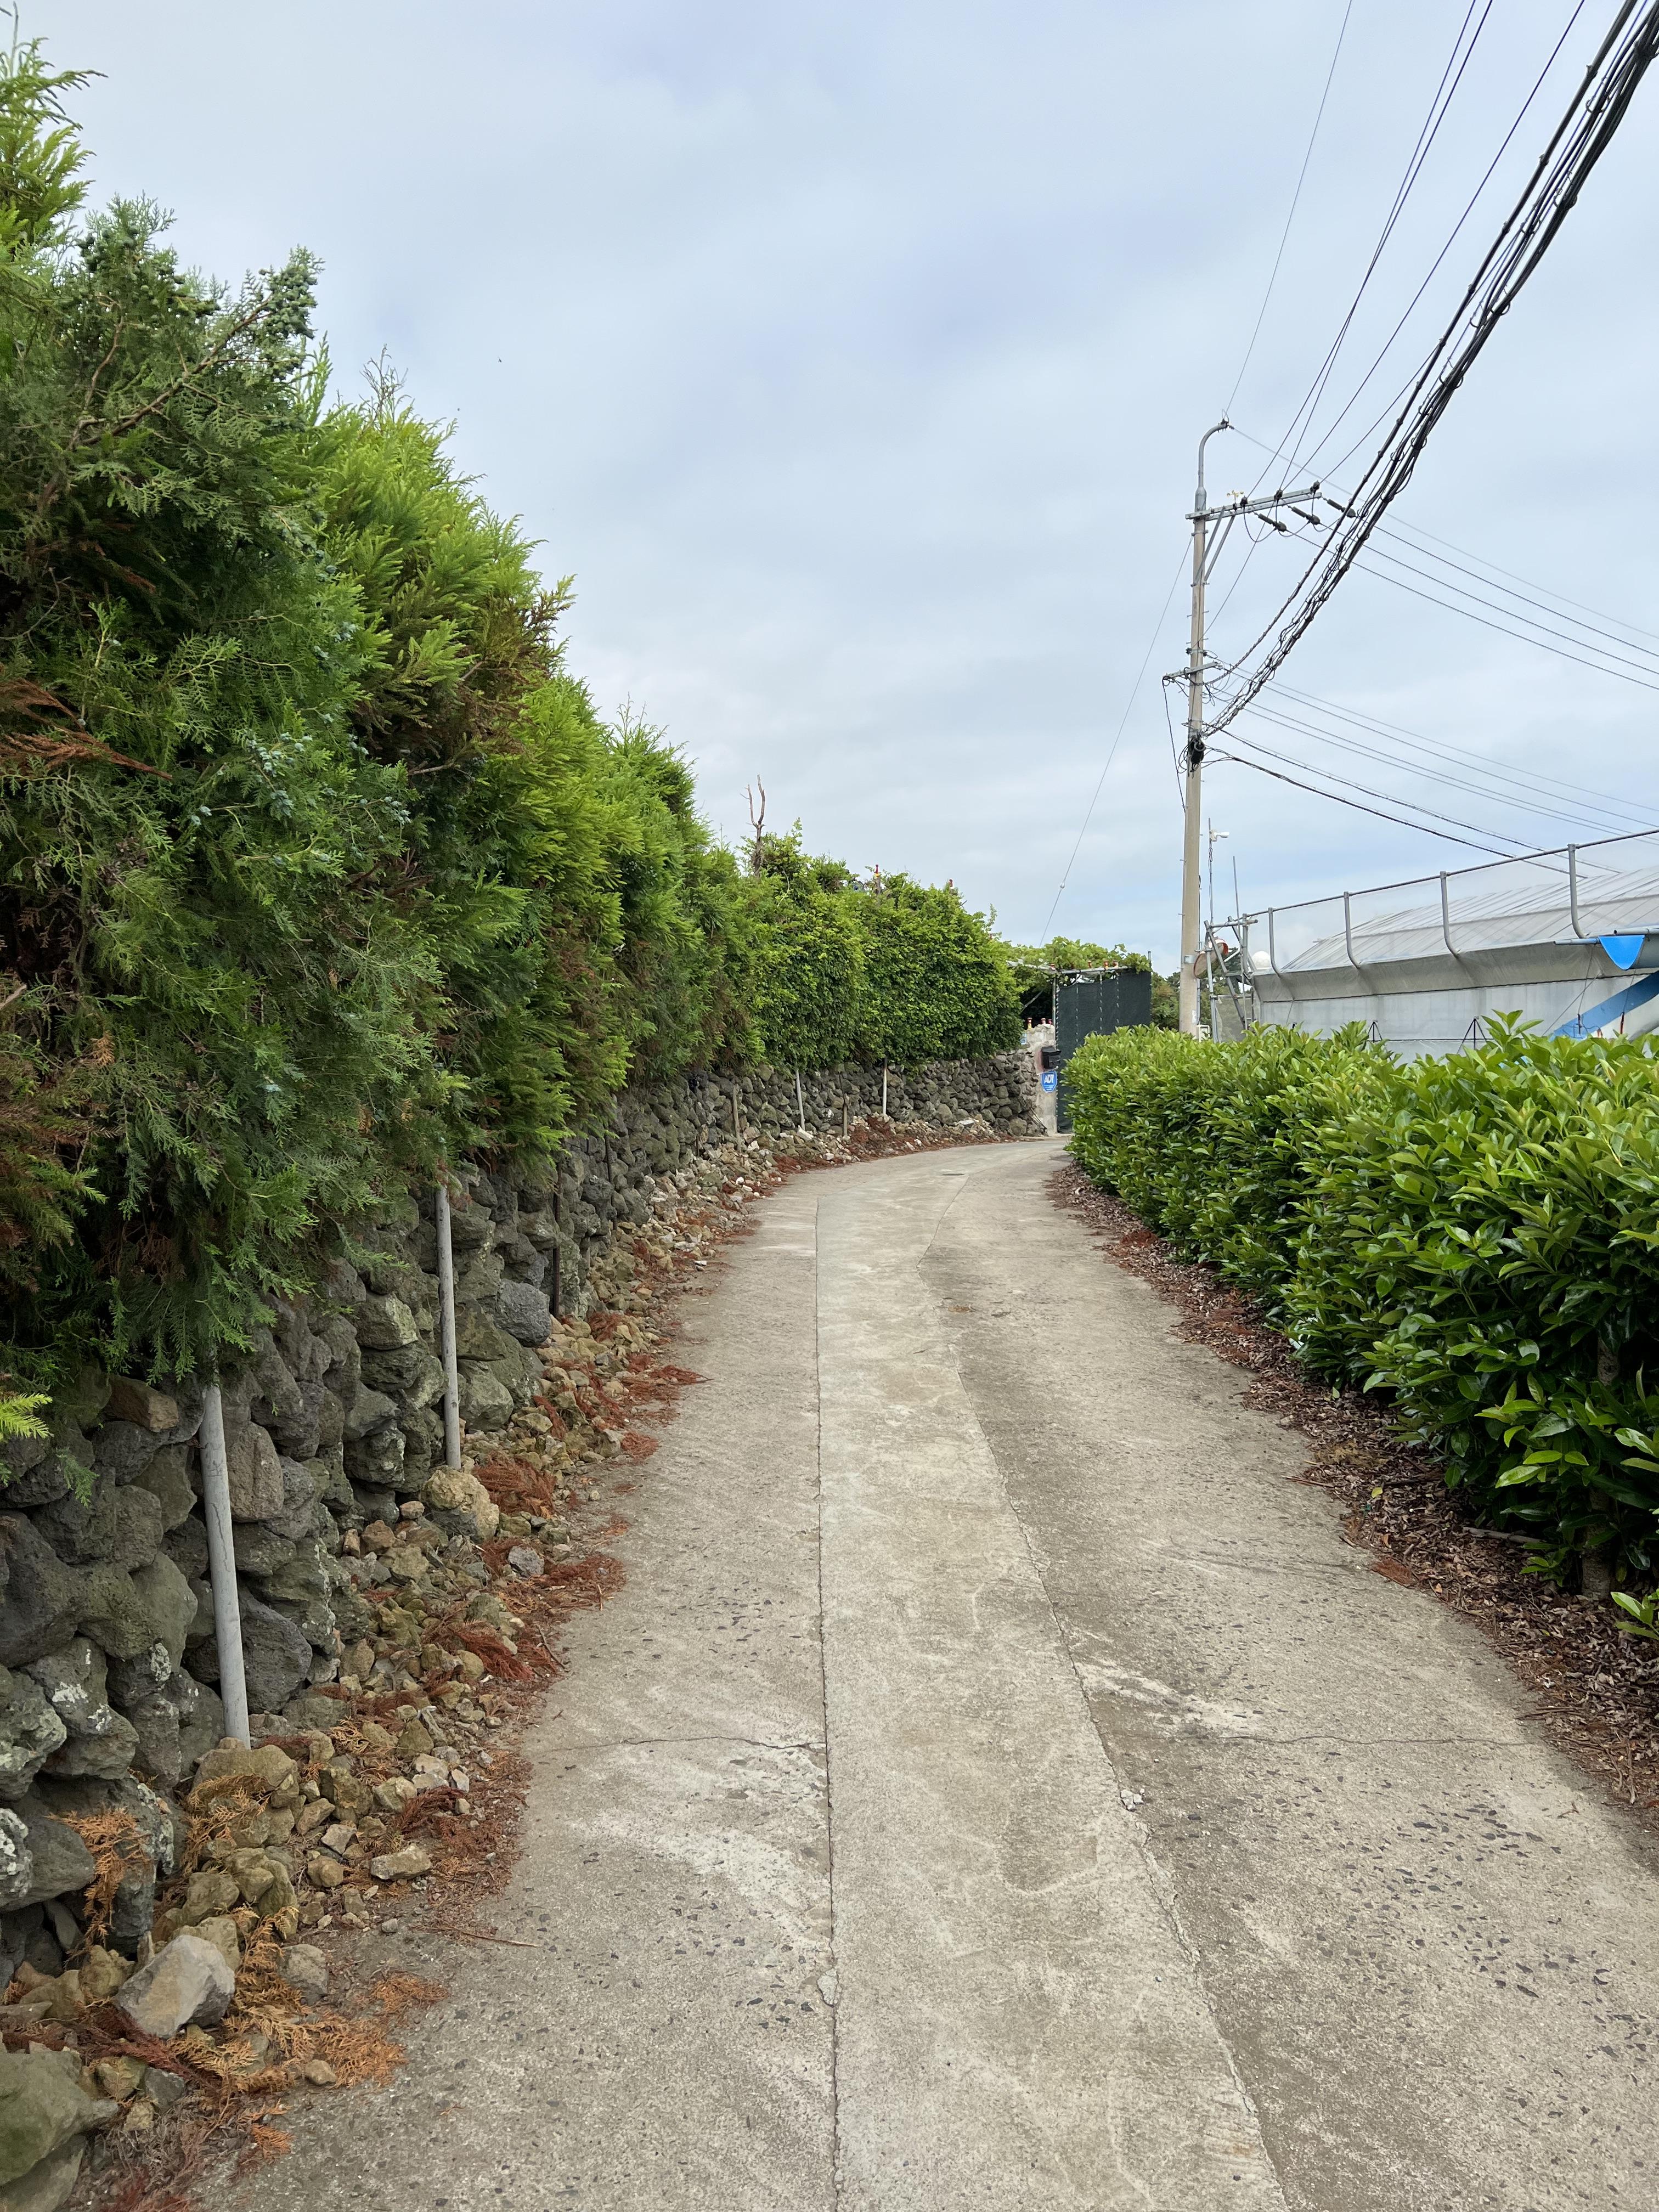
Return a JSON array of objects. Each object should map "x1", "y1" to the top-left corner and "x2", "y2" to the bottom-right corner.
[{"x1": 1255, "y1": 830, "x2": 1659, "y2": 980}]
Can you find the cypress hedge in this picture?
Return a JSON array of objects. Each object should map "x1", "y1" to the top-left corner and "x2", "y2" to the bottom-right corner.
[{"x1": 0, "y1": 41, "x2": 1016, "y2": 1408}]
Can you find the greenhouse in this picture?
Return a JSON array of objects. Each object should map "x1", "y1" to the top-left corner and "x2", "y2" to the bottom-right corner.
[{"x1": 1231, "y1": 827, "x2": 1659, "y2": 1054}]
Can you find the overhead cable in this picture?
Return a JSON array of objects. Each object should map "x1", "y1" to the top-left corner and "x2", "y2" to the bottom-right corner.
[
  {"x1": 1375, "y1": 512, "x2": 1659, "y2": 647},
  {"x1": 1239, "y1": 701, "x2": 1641, "y2": 837},
  {"x1": 1351, "y1": 557, "x2": 1659, "y2": 694},
  {"x1": 1272, "y1": 682, "x2": 1659, "y2": 825},
  {"x1": 1040, "y1": 552, "x2": 1187, "y2": 938},
  {"x1": 1380, "y1": 522, "x2": 1659, "y2": 650},
  {"x1": 1212, "y1": 0, "x2": 1659, "y2": 729},
  {"x1": 1299, "y1": 1, "x2": 1590, "y2": 481},
  {"x1": 1224, "y1": 0, "x2": 1357, "y2": 416},
  {"x1": 1211, "y1": 751, "x2": 1520, "y2": 855},
  {"x1": 1243, "y1": 0, "x2": 1500, "y2": 503},
  {"x1": 1222, "y1": 724, "x2": 1534, "y2": 848},
  {"x1": 1226, "y1": 426, "x2": 1659, "y2": 657},
  {"x1": 1264, "y1": 0, "x2": 1500, "y2": 486}
]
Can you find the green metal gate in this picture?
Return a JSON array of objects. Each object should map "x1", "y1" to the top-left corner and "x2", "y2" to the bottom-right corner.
[{"x1": 1054, "y1": 969, "x2": 1153, "y2": 1131}]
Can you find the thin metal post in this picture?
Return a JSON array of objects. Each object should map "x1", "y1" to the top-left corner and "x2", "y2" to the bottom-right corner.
[
  {"x1": 199, "y1": 1384, "x2": 250, "y2": 1747},
  {"x1": 794, "y1": 1069, "x2": 807, "y2": 1133},
  {"x1": 1233, "y1": 915, "x2": 1255, "y2": 1026},
  {"x1": 436, "y1": 1184, "x2": 462, "y2": 1470},
  {"x1": 881, "y1": 1065, "x2": 889, "y2": 1118},
  {"x1": 1205, "y1": 921, "x2": 1249, "y2": 1036},
  {"x1": 1342, "y1": 891, "x2": 1359, "y2": 973},
  {"x1": 1568, "y1": 844, "x2": 1584, "y2": 938}
]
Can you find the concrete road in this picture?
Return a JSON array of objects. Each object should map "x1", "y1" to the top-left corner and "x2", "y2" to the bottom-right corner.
[{"x1": 238, "y1": 1141, "x2": 1659, "y2": 2211}]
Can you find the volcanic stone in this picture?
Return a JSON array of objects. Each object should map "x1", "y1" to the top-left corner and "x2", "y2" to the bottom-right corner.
[
  {"x1": 105, "y1": 1379, "x2": 180, "y2": 1434},
  {"x1": 222, "y1": 1415, "x2": 285, "y2": 1522},
  {"x1": 115, "y1": 1932, "x2": 234, "y2": 2037},
  {"x1": 495, "y1": 1280, "x2": 552, "y2": 1346},
  {"x1": 368, "y1": 1844, "x2": 431, "y2": 1882},
  {"x1": 0, "y1": 1521, "x2": 84, "y2": 1671},
  {"x1": 0, "y1": 1675, "x2": 66, "y2": 1801}
]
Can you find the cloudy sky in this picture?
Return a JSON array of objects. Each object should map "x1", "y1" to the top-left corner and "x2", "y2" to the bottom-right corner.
[{"x1": 48, "y1": 1, "x2": 1659, "y2": 961}]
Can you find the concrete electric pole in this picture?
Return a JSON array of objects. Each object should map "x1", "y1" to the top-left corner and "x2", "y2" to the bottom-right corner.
[
  {"x1": 1178, "y1": 420, "x2": 1227, "y2": 1036},
  {"x1": 1173, "y1": 424, "x2": 1321, "y2": 1036}
]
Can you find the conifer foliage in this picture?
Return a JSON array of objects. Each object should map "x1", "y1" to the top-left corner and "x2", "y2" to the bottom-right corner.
[{"x1": 0, "y1": 38, "x2": 1017, "y2": 1404}]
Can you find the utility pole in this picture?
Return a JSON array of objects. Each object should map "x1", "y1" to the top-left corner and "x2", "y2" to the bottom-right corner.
[
  {"x1": 1178, "y1": 421, "x2": 1227, "y2": 1036},
  {"x1": 1172, "y1": 426, "x2": 1322, "y2": 1035}
]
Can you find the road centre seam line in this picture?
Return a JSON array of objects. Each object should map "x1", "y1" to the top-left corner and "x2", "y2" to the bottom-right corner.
[
  {"x1": 811, "y1": 1186, "x2": 844, "y2": 2209},
  {"x1": 916, "y1": 1227, "x2": 1294, "y2": 2209}
]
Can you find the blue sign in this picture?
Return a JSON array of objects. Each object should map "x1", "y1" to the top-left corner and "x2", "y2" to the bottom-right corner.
[{"x1": 1041, "y1": 1070, "x2": 1058, "y2": 1091}]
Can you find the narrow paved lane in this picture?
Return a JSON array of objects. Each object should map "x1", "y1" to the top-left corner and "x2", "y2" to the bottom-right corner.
[{"x1": 241, "y1": 1141, "x2": 1659, "y2": 2212}]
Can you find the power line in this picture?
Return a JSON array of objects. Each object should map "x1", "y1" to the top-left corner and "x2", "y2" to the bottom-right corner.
[
  {"x1": 1351, "y1": 556, "x2": 1659, "y2": 693},
  {"x1": 1298, "y1": 2, "x2": 1590, "y2": 481},
  {"x1": 1041, "y1": 552, "x2": 1186, "y2": 938},
  {"x1": 1207, "y1": 12, "x2": 1593, "y2": 650},
  {"x1": 1223, "y1": 723, "x2": 1534, "y2": 848},
  {"x1": 1211, "y1": 749, "x2": 1520, "y2": 854},
  {"x1": 1245, "y1": 0, "x2": 1498, "y2": 498},
  {"x1": 1361, "y1": 541, "x2": 1659, "y2": 678},
  {"x1": 1224, "y1": 0, "x2": 1357, "y2": 416},
  {"x1": 1214, "y1": 1, "x2": 1659, "y2": 727},
  {"x1": 1378, "y1": 512, "x2": 1659, "y2": 647},
  {"x1": 1274, "y1": 1, "x2": 1500, "y2": 480},
  {"x1": 1240, "y1": 699, "x2": 1642, "y2": 837},
  {"x1": 1272, "y1": 682, "x2": 1659, "y2": 825},
  {"x1": 1225, "y1": 424, "x2": 1659, "y2": 676},
  {"x1": 1161, "y1": 676, "x2": 1186, "y2": 797}
]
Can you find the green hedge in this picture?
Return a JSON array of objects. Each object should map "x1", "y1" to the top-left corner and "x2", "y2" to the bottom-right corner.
[
  {"x1": 746, "y1": 836, "x2": 1018, "y2": 1071},
  {"x1": 1066, "y1": 1022, "x2": 1659, "y2": 1576},
  {"x1": 0, "y1": 42, "x2": 1018, "y2": 1402}
]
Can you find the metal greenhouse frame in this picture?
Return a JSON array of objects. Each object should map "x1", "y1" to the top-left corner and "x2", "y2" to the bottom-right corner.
[{"x1": 1233, "y1": 828, "x2": 1659, "y2": 1055}]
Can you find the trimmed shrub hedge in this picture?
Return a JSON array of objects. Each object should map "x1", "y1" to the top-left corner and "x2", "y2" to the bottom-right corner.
[
  {"x1": 1066, "y1": 1021, "x2": 1659, "y2": 1576},
  {"x1": 0, "y1": 42, "x2": 1017, "y2": 1406}
]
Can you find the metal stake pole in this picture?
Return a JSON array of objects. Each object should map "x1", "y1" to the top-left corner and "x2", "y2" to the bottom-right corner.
[
  {"x1": 795, "y1": 1069, "x2": 807, "y2": 1133},
  {"x1": 199, "y1": 1383, "x2": 250, "y2": 1747},
  {"x1": 436, "y1": 1184, "x2": 462, "y2": 1470}
]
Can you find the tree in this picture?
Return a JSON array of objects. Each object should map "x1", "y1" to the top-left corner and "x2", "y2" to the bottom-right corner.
[{"x1": 855, "y1": 876, "x2": 1019, "y2": 1065}]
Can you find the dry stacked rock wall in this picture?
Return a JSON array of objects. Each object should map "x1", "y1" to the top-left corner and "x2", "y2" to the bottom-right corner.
[{"x1": 0, "y1": 1051, "x2": 1038, "y2": 1984}]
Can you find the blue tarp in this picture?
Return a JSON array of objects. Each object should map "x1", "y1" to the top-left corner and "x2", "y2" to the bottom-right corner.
[{"x1": 1551, "y1": 968, "x2": 1659, "y2": 1039}]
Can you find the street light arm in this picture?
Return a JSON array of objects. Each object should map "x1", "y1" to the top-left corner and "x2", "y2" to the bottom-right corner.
[{"x1": 1193, "y1": 417, "x2": 1231, "y2": 515}]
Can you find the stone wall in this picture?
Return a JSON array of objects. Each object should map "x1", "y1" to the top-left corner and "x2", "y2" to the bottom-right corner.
[{"x1": 0, "y1": 1050, "x2": 1038, "y2": 1982}]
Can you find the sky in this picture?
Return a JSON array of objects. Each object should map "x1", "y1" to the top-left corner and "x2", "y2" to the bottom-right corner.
[{"x1": 44, "y1": 0, "x2": 1659, "y2": 964}]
